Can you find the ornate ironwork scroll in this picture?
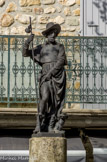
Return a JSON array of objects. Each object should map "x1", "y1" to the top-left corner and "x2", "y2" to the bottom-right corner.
[{"x1": 1, "y1": 36, "x2": 107, "y2": 108}]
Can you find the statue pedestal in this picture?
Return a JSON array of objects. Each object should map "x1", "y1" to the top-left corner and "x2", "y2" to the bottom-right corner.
[{"x1": 29, "y1": 133, "x2": 67, "y2": 162}]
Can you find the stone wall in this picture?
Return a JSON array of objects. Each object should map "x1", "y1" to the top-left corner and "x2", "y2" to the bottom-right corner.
[{"x1": 0, "y1": 0, "x2": 80, "y2": 36}]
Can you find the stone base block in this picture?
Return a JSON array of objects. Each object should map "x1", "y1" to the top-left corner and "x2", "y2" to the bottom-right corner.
[{"x1": 29, "y1": 136, "x2": 67, "y2": 162}]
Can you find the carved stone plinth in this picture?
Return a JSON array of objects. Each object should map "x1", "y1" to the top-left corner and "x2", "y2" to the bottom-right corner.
[{"x1": 29, "y1": 134, "x2": 67, "y2": 162}]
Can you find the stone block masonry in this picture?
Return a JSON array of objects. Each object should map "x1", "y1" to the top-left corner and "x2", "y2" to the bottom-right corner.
[
  {"x1": 29, "y1": 137, "x2": 67, "y2": 162},
  {"x1": 0, "y1": 0, "x2": 80, "y2": 36}
]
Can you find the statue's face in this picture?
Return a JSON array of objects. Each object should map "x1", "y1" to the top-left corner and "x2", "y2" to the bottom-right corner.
[{"x1": 47, "y1": 30, "x2": 57, "y2": 43}]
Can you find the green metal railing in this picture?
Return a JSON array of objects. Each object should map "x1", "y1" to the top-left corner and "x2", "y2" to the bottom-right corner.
[{"x1": 1, "y1": 35, "x2": 107, "y2": 107}]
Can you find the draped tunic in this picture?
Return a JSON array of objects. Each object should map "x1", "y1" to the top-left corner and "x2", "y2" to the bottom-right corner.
[{"x1": 23, "y1": 41, "x2": 67, "y2": 117}]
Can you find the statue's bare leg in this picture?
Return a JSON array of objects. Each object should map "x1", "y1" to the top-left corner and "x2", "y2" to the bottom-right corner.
[{"x1": 34, "y1": 81, "x2": 50, "y2": 133}]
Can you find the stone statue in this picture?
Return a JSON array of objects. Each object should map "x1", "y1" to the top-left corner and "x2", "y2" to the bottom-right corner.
[{"x1": 23, "y1": 22, "x2": 67, "y2": 134}]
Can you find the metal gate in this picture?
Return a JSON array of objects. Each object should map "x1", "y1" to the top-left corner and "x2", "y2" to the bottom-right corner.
[
  {"x1": 80, "y1": 0, "x2": 107, "y2": 109},
  {"x1": 0, "y1": 36, "x2": 107, "y2": 109}
]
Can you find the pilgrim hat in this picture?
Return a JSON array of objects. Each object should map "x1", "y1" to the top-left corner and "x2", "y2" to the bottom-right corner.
[{"x1": 42, "y1": 22, "x2": 61, "y2": 37}]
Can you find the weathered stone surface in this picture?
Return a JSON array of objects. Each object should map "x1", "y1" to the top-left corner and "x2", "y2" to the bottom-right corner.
[
  {"x1": 44, "y1": 6, "x2": 56, "y2": 14},
  {"x1": 41, "y1": 0, "x2": 55, "y2": 5},
  {"x1": 66, "y1": 0, "x2": 76, "y2": 6},
  {"x1": 73, "y1": 8, "x2": 80, "y2": 16},
  {"x1": 58, "y1": 0, "x2": 75, "y2": 6},
  {"x1": 29, "y1": 137, "x2": 67, "y2": 162},
  {"x1": 66, "y1": 81, "x2": 71, "y2": 89},
  {"x1": 19, "y1": 0, "x2": 40, "y2": 7},
  {"x1": 10, "y1": 26, "x2": 26, "y2": 35},
  {"x1": 66, "y1": 51, "x2": 72, "y2": 57},
  {"x1": 20, "y1": 7, "x2": 32, "y2": 12},
  {"x1": 32, "y1": 31, "x2": 42, "y2": 35},
  {"x1": 76, "y1": 26, "x2": 80, "y2": 35},
  {"x1": 6, "y1": 2, "x2": 17, "y2": 12},
  {"x1": 56, "y1": 6, "x2": 61, "y2": 13},
  {"x1": 38, "y1": 16, "x2": 50, "y2": 24},
  {"x1": 50, "y1": 16, "x2": 65, "y2": 24},
  {"x1": 15, "y1": 14, "x2": 36, "y2": 24},
  {"x1": 79, "y1": 17, "x2": 80, "y2": 23},
  {"x1": 66, "y1": 17, "x2": 79, "y2": 26},
  {"x1": 0, "y1": 0, "x2": 5, "y2": 7},
  {"x1": 4, "y1": 28, "x2": 10, "y2": 34},
  {"x1": 64, "y1": 7, "x2": 71, "y2": 16},
  {"x1": 76, "y1": 0, "x2": 80, "y2": 5},
  {"x1": 58, "y1": 0, "x2": 67, "y2": 5},
  {"x1": 69, "y1": 103, "x2": 80, "y2": 109},
  {"x1": 49, "y1": 18, "x2": 54, "y2": 23},
  {"x1": 37, "y1": 25, "x2": 46, "y2": 30},
  {"x1": 0, "y1": 0, "x2": 80, "y2": 36},
  {"x1": 1, "y1": 27, "x2": 10, "y2": 34},
  {"x1": 74, "y1": 81, "x2": 80, "y2": 90},
  {"x1": 0, "y1": 26, "x2": 2, "y2": 32},
  {"x1": 31, "y1": 25, "x2": 36, "y2": 29},
  {"x1": 60, "y1": 32, "x2": 75, "y2": 36},
  {"x1": 61, "y1": 26, "x2": 76, "y2": 32},
  {"x1": 34, "y1": 7, "x2": 44, "y2": 15},
  {"x1": 1, "y1": 14, "x2": 14, "y2": 27},
  {"x1": 11, "y1": 27, "x2": 19, "y2": 34}
]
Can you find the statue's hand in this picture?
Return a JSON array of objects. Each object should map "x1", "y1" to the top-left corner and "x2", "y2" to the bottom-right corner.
[{"x1": 27, "y1": 34, "x2": 34, "y2": 44}]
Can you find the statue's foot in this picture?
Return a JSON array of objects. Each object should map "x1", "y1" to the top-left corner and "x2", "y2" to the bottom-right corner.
[
  {"x1": 48, "y1": 127, "x2": 55, "y2": 133},
  {"x1": 33, "y1": 126, "x2": 40, "y2": 134},
  {"x1": 54, "y1": 128, "x2": 65, "y2": 134}
]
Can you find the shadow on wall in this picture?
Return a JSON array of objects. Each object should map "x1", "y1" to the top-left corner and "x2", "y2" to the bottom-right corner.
[
  {"x1": 88, "y1": 0, "x2": 107, "y2": 36},
  {"x1": 93, "y1": 0, "x2": 107, "y2": 24}
]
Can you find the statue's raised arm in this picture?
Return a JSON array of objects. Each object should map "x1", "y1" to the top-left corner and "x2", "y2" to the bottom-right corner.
[{"x1": 23, "y1": 18, "x2": 42, "y2": 65}]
